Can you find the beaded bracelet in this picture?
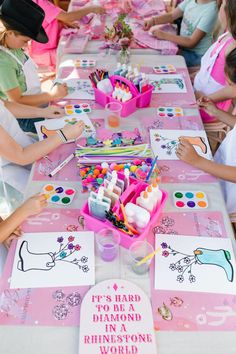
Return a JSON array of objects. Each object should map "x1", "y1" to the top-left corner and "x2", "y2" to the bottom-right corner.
[{"x1": 56, "y1": 129, "x2": 68, "y2": 143}]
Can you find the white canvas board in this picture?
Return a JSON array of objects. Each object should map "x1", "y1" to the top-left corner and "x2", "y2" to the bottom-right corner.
[
  {"x1": 59, "y1": 78, "x2": 95, "y2": 100},
  {"x1": 155, "y1": 234, "x2": 236, "y2": 295},
  {"x1": 10, "y1": 231, "x2": 95, "y2": 289},
  {"x1": 147, "y1": 74, "x2": 187, "y2": 93},
  {"x1": 34, "y1": 113, "x2": 95, "y2": 141},
  {"x1": 150, "y1": 129, "x2": 211, "y2": 160}
]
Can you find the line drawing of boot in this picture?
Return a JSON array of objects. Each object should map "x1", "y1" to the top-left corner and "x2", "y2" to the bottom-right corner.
[
  {"x1": 179, "y1": 136, "x2": 207, "y2": 154},
  {"x1": 194, "y1": 247, "x2": 234, "y2": 282},
  {"x1": 40, "y1": 126, "x2": 58, "y2": 139},
  {"x1": 17, "y1": 241, "x2": 55, "y2": 272}
]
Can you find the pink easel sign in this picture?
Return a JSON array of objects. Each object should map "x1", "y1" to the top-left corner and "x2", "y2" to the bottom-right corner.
[{"x1": 79, "y1": 279, "x2": 157, "y2": 353}]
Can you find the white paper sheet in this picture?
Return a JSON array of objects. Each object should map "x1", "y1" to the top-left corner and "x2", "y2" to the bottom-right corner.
[
  {"x1": 61, "y1": 79, "x2": 95, "y2": 100},
  {"x1": 34, "y1": 113, "x2": 95, "y2": 141},
  {"x1": 147, "y1": 74, "x2": 187, "y2": 93},
  {"x1": 155, "y1": 234, "x2": 236, "y2": 295},
  {"x1": 150, "y1": 129, "x2": 212, "y2": 160},
  {"x1": 10, "y1": 231, "x2": 95, "y2": 289}
]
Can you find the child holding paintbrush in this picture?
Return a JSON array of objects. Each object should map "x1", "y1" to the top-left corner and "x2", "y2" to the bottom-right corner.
[{"x1": 176, "y1": 47, "x2": 236, "y2": 228}]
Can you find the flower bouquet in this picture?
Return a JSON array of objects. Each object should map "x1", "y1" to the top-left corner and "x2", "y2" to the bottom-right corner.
[{"x1": 103, "y1": 14, "x2": 133, "y2": 63}]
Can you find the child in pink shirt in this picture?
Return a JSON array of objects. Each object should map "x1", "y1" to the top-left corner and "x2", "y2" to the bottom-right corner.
[
  {"x1": 194, "y1": 0, "x2": 236, "y2": 123},
  {"x1": 30, "y1": 0, "x2": 105, "y2": 68}
]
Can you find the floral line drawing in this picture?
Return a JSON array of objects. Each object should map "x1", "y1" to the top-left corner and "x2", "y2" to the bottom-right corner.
[
  {"x1": 154, "y1": 133, "x2": 208, "y2": 156},
  {"x1": 160, "y1": 242, "x2": 234, "y2": 283},
  {"x1": 17, "y1": 235, "x2": 90, "y2": 273}
]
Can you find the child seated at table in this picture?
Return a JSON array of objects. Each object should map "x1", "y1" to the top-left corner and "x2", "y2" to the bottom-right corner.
[
  {"x1": 194, "y1": 0, "x2": 236, "y2": 123},
  {"x1": 30, "y1": 0, "x2": 105, "y2": 69},
  {"x1": 176, "y1": 47, "x2": 236, "y2": 227},
  {"x1": 143, "y1": 0, "x2": 218, "y2": 67},
  {"x1": 0, "y1": 194, "x2": 47, "y2": 275},
  {"x1": 0, "y1": 98, "x2": 84, "y2": 192},
  {"x1": 0, "y1": 0, "x2": 68, "y2": 133}
]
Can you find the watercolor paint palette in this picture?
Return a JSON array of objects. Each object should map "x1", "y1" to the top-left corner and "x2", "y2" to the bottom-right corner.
[
  {"x1": 75, "y1": 59, "x2": 96, "y2": 68},
  {"x1": 157, "y1": 107, "x2": 183, "y2": 117},
  {"x1": 173, "y1": 191, "x2": 208, "y2": 209},
  {"x1": 153, "y1": 65, "x2": 176, "y2": 74},
  {"x1": 42, "y1": 184, "x2": 76, "y2": 205},
  {"x1": 65, "y1": 103, "x2": 91, "y2": 115}
]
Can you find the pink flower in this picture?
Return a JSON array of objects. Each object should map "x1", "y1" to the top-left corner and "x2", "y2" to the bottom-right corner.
[
  {"x1": 67, "y1": 225, "x2": 78, "y2": 232},
  {"x1": 118, "y1": 37, "x2": 130, "y2": 47},
  {"x1": 162, "y1": 250, "x2": 169, "y2": 257},
  {"x1": 75, "y1": 244, "x2": 81, "y2": 251},
  {"x1": 68, "y1": 236, "x2": 75, "y2": 242}
]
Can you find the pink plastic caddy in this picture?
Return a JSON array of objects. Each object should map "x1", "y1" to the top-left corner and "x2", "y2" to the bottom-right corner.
[
  {"x1": 81, "y1": 172, "x2": 168, "y2": 248},
  {"x1": 94, "y1": 75, "x2": 153, "y2": 117}
]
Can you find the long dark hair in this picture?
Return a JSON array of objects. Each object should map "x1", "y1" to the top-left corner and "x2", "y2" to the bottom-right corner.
[
  {"x1": 225, "y1": 0, "x2": 236, "y2": 39},
  {"x1": 225, "y1": 47, "x2": 236, "y2": 83}
]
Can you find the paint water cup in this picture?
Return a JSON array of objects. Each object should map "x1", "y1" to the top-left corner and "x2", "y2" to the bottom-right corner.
[
  {"x1": 129, "y1": 241, "x2": 154, "y2": 275},
  {"x1": 104, "y1": 102, "x2": 122, "y2": 130},
  {"x1": 96, "y1": 228, "x2": 120, "y2": 262}
]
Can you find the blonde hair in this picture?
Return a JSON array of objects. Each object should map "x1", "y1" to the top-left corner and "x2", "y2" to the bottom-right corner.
[{"x1": 0, "y1": 20, "x2": 22, "y2": 46}]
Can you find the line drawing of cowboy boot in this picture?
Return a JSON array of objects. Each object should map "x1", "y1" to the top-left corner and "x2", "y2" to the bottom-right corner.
[
  {"x1": 179, "y1": 136, "x2": 207, "y2": 154},
  {"x1": 40, "y1": 126, "x2": 58, "y2": 139},
  {"x1": 194, "y1": 247, "x2": 234, "y2": 282},
  {"x1": 17, "y1": 241, "x2": 55, "y2": 272}
]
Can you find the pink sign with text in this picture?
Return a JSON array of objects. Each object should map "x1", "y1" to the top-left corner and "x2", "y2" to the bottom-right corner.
[{"x1": 79, "y1": 279, "x2": 157, "y2": 354}]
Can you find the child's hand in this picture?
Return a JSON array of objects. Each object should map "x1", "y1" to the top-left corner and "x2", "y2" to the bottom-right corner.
[
  {"x1": 90, "y1": 5, "x2": 106, "y2": 14},
  {"x1": 176, "y1": 139, "x2": 201, "y2": 167},
  {"x1": 62, "y1": 120, "x2": 85, "y2": 141},
  {"x1": 144, "y1": 18, "x2": 154, "y2": 31},
  {"x1": 197, "y1": 95, "x2": 211, "y2": 106},
  {"x1": 122, "y1": 0, "x2": 132, "y2": 12},
  {"x1": 50, "y1": 83, "x2": 68, "y2": 100},
  {"x1": 149, "y1": 26, "x2": 166, "y2": 39},
  {"x1": 20, "y1": 194, "x2": 48, "y2": 219},
  {"x1": 4, "y1": 227, "x2": 22, "y2": 249},
  {"x1": 63, "y1": 20, "x2": 80, "y2": 29},
  {"x1": 43, "y1": 106, "x2": 65, "y2": 119},
  {"x1": 198, "y1": 98, "x2": 219, "y2": 116}
]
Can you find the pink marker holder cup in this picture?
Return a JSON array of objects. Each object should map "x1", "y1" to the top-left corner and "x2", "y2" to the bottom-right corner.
[{"x1": 94, "y1": 75, "x2": 153, "y2": 117}]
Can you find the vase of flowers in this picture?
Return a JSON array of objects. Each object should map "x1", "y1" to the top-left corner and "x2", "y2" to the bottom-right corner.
[{"x1": 104, "y1": 14, "x2": 133, "y2": 64}]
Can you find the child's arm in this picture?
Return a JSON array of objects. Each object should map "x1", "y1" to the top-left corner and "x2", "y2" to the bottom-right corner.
[
  {"x1": 5, "y1": 83, "x2": 68, "y2": 107},
  {"x1": 176, "y1": 139, "x2": 236, "y2": 183},
  {"x1": 0, "y1": 120, "x2": 84, "y2": 165},
  {"x1": 207, "y1": 86, "x2": 236, "y2": 102},
  {"x1": 149, "y1": 27, "x2": 206, "y2": 49},
  {"x1": 0, "y1": 194, "x2": 47, "y2": 244},
  {"x1": 198, "y1": 100, "x2": 236, "y2": 128},
  {"x1": 4, "y1": 101, "x2": 64, "y2": 119},
  {"x1": 144, "y1": 7, "x2": 183, "y2": 30},
  {"x1": 57, "y1": 5, "x2": 105, "y2": 26}
]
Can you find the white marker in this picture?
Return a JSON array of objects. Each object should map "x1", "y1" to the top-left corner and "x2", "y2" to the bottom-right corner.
[{"x1": 48, "y1": 153, "x2": 75, "y2": 177}]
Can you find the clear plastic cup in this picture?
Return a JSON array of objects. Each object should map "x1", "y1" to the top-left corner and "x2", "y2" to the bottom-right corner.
[
  {"x1": 104, "y1": 102, "x2": 122, "y2": 130},
  {"x1": 129, "y1": 241, "x2": 154, "y2": 275},
  {"x1": 96, "y1": 228, "x2": 120, "y2": 262}
]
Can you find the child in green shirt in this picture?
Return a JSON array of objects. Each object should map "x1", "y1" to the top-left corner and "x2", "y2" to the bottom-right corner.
[{"x1": 0, "y1": 0, "x2": 67, "y2": 132}]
